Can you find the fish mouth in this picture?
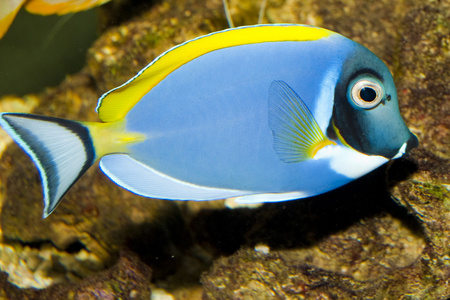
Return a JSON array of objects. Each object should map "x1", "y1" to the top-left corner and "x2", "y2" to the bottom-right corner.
[{"x1": 392, "y1": 133, "x2": 419, "y2": 159}]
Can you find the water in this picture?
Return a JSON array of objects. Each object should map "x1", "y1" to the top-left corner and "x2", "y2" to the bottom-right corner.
[{"x1": 0, "y1": 8, "x2": 99, "y2": 97}]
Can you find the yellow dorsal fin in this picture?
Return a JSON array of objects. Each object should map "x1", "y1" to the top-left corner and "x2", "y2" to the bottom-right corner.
[{"x1": 96, "y1": 24, "x2": 334, "y2": 122}]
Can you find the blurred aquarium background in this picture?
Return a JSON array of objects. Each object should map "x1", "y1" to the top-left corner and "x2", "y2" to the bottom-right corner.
[{"x1": 0, "y1": 9, "x2": 98, "y2": 97}]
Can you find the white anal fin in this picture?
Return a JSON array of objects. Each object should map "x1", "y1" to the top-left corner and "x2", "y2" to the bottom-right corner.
[
  {"x1": 99, "y1": 154, "x2": 251, "y2": 201},
  {"x1": 224, "y1": 191, "x2": 308, "y2": 209},
  {"x1": 0, "y1": 113, "x2": 95, "y2": 217},
  {"x1": 233, "y1": 191, "x2": 308, "y2": 203}
]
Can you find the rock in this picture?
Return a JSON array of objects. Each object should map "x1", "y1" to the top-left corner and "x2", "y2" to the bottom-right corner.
[{"x1": 0, "y1": 251, "x2": 152, "y2": 299}]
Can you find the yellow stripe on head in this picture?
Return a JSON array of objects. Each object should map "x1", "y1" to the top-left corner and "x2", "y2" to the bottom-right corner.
[
  {"x1": 97, "y1": 24, "x2": 334, "y2": 122},
  {"x1": 332, "y1": 119, "x2": 352, "y2": 149}
]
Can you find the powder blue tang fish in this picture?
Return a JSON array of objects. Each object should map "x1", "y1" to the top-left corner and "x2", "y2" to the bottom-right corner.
[{"x1": 0, "y1": 24, "x2": 418, "y2": 218}]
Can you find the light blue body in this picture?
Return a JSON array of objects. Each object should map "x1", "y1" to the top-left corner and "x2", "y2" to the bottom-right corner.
[{"x1": 114, "y1": 36, "x2": 379, "y2": 197}]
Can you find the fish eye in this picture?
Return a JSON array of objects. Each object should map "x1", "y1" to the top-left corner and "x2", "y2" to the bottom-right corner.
[{"x1": 349, "y1": 77, "x2": 384, "y2": 109}]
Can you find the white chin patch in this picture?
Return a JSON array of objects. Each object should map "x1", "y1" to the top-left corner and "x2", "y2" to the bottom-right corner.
[
  {"x1": 327, "y1": 145, "x2": 389, "y2": 179},
  {"x1": 392, "y1": 142, "x2": 408, "y2": 159}
]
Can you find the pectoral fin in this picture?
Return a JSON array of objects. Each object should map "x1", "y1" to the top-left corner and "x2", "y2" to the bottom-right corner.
[{"x1": 268, "y1": 80, "x2": 335, "y2": 163}]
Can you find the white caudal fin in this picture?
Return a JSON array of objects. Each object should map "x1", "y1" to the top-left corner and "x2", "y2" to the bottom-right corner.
[{"x1": 0, "y1": 113, "x2": 95, "y2": 218}]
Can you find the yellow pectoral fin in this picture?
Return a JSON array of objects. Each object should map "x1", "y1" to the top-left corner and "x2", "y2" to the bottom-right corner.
[
  {"x1": 268, "y1": 80, "x2": 337, "y2": 163},
  {"x1": 83, "y1": 120, "x2": 145, "y2": 159}
]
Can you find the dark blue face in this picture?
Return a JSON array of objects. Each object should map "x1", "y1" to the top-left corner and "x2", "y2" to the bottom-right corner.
[{"x1": 331, "y1": 43, "x2": 418, "y2": 159}]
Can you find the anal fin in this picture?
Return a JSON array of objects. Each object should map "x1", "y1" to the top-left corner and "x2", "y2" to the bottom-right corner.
[
  {"x1": 233, "y1": 191, "x2": 308, "y2": 203},
  {"x1": 99, "y1": 154, "x2": 252, "y2": 201}
]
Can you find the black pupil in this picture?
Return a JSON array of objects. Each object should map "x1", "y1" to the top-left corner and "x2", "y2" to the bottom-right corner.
[{"x1": 360, "y1": 87, "x2": 377, "y2": 102}]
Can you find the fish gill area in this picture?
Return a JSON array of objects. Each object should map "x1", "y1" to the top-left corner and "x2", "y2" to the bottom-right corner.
[{"x1": 0, "y1": 0, "x2": 448, "y2": 299}]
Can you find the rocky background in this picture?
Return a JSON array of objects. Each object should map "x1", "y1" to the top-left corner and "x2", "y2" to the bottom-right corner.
[{"x1": 0, "y1": 0, "x2": 448, "y2": 299}]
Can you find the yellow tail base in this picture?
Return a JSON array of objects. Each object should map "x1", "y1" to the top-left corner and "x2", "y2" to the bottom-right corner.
[{"x1": 83, "y1": 119, "x2": 145, "y2": 159}]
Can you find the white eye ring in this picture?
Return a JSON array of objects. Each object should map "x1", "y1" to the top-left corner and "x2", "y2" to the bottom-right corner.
[{"x1": 350, "y1": 79, "x2": 384, "y2": 109}]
